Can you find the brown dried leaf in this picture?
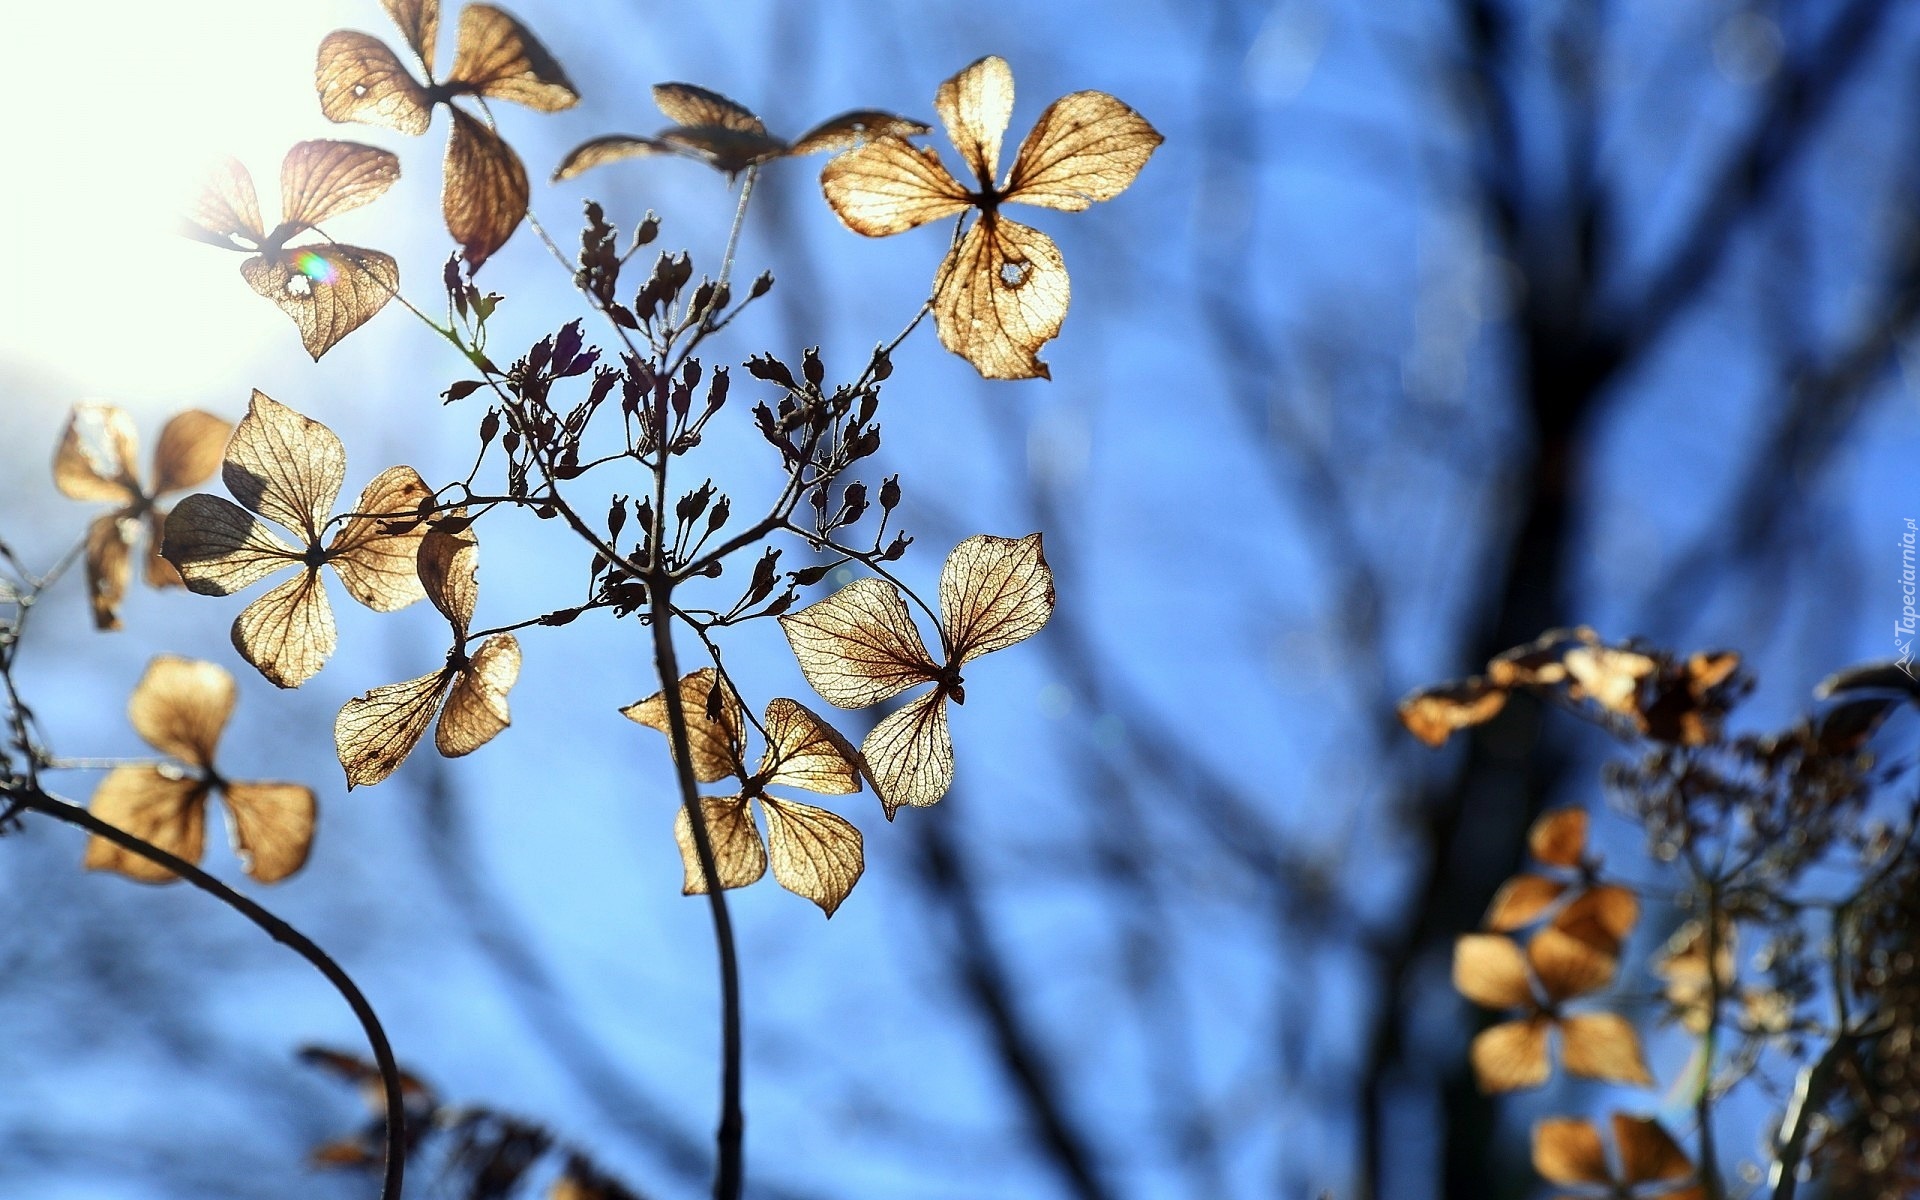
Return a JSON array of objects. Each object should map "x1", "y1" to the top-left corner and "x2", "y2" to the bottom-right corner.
[
  {"x1": 1470, "y1": 1017, "x2": 1550, "y2": 1093},
  {"x1": 1550, "y1": 885, "x2": 1638, "y2": 959},
  {"x1": 934, "y1": 55, "x2": 1014, "y2": 186},
  {"x1": 129, "y1": 655, "x2": 233, "y2": 769},
  {"x1": 1005, "y1": 91, "x2": 1161, "y2": 211},
  {"x1": 788, "y1": 110, "x2": 930, "y2": 157},
  {"x1": 223, "y1": 392, "x2": 345, "y2": 542},
  {"x1": 1529, "y1": 925, "x2": 1616, "y2": 1003},
  {"x1": 621, "y1": 668, "x2": 745, "y2": 783},
  {"x1": 53, "y1": 404, "x2": 140, "y2": 504},
  {"x1": 150, "y1": 410, "x2": 232, "y2": 495},
  {"x1": 1486, "y1": 626, "x2": 1598, "y2": 687},
  {"x1": 552, "y1": 135, "x2": 677, "y2": 182},
  {"x1": 224, "y1": 781, "x2": 317, "y2": 883},
  {"x1": 163, "y1": 493, "x2": 302, "y2": 598},
  {"x1": 143, "y1": 510, "x2": 181, "y2": 590},
  {"x1": 234, "y1": 568, "x2": 336, "y2": 689},
  {"x1": 82, "y1": 514, "x2": 133, "y2": 631},
  {"x1": 186, "y1": 158, "x2": 267, "y2": 247},
  {"x1": 335, "y1": 667, "x2": 450, "y2": 787},
  {"x1": 1528, "y1": 807, "x2": 1589, "y2": 867},
  {"x1": 939, "y1": 533, "x2": 1054, "y2": 665},
  {"x1": 761, "y1": 796, "x2": 863, "y2": 916},
  {"x1": 317, "y1": 30, "x2": 435, "y2": 136},
  {"x1": 660, "y1": 126, "x2": 789, "y2": 174},
  {"x1": 326, "y1": 465, "x2": 433, "y2": 612},
  {"x1": 444, "y1": 107, "x2": 529, "y2": 269},
  {"x1": 673, "y1": 796, "x2": 766, "y2": 893},
  {"x1": 418, "y1": 525, "x2": 479, "y2": 632},
  {"x1": 932, "y1": 214, "x2": 1069, "y2": 380},
  {"x1": 651, "y1": 83, "x2": 766, "y2": 134},
  {"x1": 279, "y1": 140, "x2": 402, "y2": 229},
  {"x1": 1397, "y1": 678, "x2": 1507, "y2": 747},
  {"x1": 758, "y1": 698, "x2": 861, "y2": 795},
  {"x1": 243, "y1": 244, "x2": 401, "y2": 360},
  {"x1": 1452, "y1": 932, "x2": 1534, "y2": 1010},
  {"x1": 438, "y1": 633, "x2": 518, "y2": 756},
  {"x1": 861, "y1": 690, "x2": 953, "y2": 817},
  {"x1": 1531, "y1": 1117, "x2": 1610, "y2": 1185},
  {"x1": 779, "y1": 578, "x2": 938, "y2": 709},
  {"x1": 382, "y1": 0, "x2": 440, "y2": 68},
  {"x1": 1484, "y1": 874, "x2": 1566, "y2": 931},
  {"x1": 1559, "y1": 1012, "x2": 1652, "y2": 1085},
  {"x1": 448, "y1": 4, "x2": 578, "y2": 111},
  {"x1": 1612, "y1": 1114, "x2": 1694, "y2": 1185},
  {"x1": 819, "y1": 137, "x2": 972, "y2": 236},
  {"x1": 83, "y1": 767, "x2": 208, "y2": 884},
  {"x1": 1564, "y1": 645, "x2": 1656, "y2": 714}
]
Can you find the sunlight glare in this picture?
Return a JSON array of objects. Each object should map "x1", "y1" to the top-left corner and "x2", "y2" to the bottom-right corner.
[{"x1": 1, "y1": 2, "x2": 363, "y2": 401}]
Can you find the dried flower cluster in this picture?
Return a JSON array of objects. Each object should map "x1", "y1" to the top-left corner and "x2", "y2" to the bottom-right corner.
[{"x1": 1403, "y1": 631, "x2": 1920, "y2": 1198}]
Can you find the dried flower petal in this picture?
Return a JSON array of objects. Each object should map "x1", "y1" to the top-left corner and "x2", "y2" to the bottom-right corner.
[
  {"x1": 761, "y1": 796, "x2": 863, "y2": 916},
  {"x1": 758, "y1": 698, "x2": 861, "y2": 795},
  {"x1": 862, "y1": 691, "x2": 953, "y2": 818},
  {"x1": 1559, "y1": 1012, "x2": 1652, "y2": 1085},
  {"x1": 445, "y1": 107, "x2": 530, "y2": 269},
  {"x1": 1398, "y1": 678, "x2": 1507, "y2": 747},
  {"x1": 84, "y1": 767, "x2": 209, "y2": 884},
  {"x1": 780, "y1": 579, "x2": 938, "y2": 709},
  {"x1": 673, "y1": 795, "x2": 766, "y2": 893},
  {"x1": 622, "y1": 668, "x2": 745, "y2": 783},
  {"x1": 939, "y1": 533, "x2": 1054, "y2": 665},
  {"x1": 1470, "y1": 1017, "x2": 1551, "y2": 1093}
]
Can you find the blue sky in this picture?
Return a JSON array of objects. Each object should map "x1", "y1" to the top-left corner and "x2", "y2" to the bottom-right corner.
[{"x1": 3, "y1": 2, "x2": 1919, "y2": 1198}]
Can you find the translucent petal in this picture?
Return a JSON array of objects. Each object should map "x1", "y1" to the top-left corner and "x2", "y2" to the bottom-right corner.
[
  {"x1": 939, "y1": 533, "x2": 1054, "y2": 666},
  {"x1": 758, "y1": 698, "x2": 861, "y2": 796},
  {"x1": 789, "y1": 110, "x2": 930, "y2": 158},
  {"x1": 934, "y1": 55, "x2": 1013, "y2": 187},
  {"x1": 316, "y1": 30, "x2": 434, "y2": 136},
  {"x1": 932, "y1": 215, "x2": 1069, "y2": 380},
  {"x1": 1452, "y1": 933, "x2": 1534, "y2": 1010},
  {"x1": 1004, "y1": 90, "x2": 1161, "y2": 211},
  {"x1": 84, "y1": 767, "x2": 209, "y2": 884},
  {"x1": 223, "y1": 781, "x2": 317, "y2": 883},
  {"x1": 437, "y1": 633, "x2": 518, "y2": 757},
  {"x1": 327, "y1": 465, "x2": 433, "y2": 612},
  {"x1": 335, "y1": 667, "x2": 451, "y2": 788},
  {"x1": 163, "y1": 492, "x2": 302, "y2": 596},
  {"x1": 673, "y1": 795, "x2": 766, "y2": 893},
  {"x1": 651, "y1": 83, "x2": 766, "y2": 134},
  {"x1": 279, "y1": 140, "x2": 402, "y2": 229},
  {"x1": 862, "y1": 690, "x2": 953, "y2": 817},
  {"x1": 761, "y1": 796, "x2": 863, "y2": 916},
  {"x1": 53, "y1": 403, "x2": 141, "y2": 505},
  {"x1": 223, "y1": 391, "x2": 345, "y2": 541},
  {"x1": 1469, "y1": 1017, "x2": 1550, "y2": 1093},
  {"x1": 444, "y1": 106, "x2": 529, "y2": 269},
  {"x1": 149, "y1": 410, "x2": 232, "y2": 495},
  {"x1": 1559, "y1": 1013, "x2": 1652, "y2": 1086},
  {"x1": 129, "y1": 655, "x2": 234, "y2": 769},
  {"x1": 1531, "y1": 1117, "x2": 1610, "y2": 1185},
  {"x1": 233, "y1": 568, "x2": 337, "y2": 688},
  {"x1": 779, "y1": 578, "x2": 938, "y2": 709},
  {"x1": 819, "y1": 137, "x2": 970, "y2": 237},
  {"x1": 621, "y1": 668, "x2": 744, "y2": 784},
  {"x1": 449, "y1": 5, "x2": 578, "y2": 111},
  {"x1": 242, "y1": 245, "x2": 400, "y2": 360}
]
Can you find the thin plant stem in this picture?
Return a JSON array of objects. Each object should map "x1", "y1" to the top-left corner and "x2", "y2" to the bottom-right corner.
[{"x1": 14, "y1": 788, "x2": 406, "y2": 1200}]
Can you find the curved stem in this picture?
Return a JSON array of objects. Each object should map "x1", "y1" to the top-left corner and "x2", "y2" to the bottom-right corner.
[
  {"x1": 15, "y1": 788, "x2": 405, "y2": 1200},
  {"x1": 647, "y1": 577, "x2": 745, "y2": 1200}
]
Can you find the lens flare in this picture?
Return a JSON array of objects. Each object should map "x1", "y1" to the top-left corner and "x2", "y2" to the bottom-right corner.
[{"x1": 293, "y1": 250, "x2": 337, "y2": 284}]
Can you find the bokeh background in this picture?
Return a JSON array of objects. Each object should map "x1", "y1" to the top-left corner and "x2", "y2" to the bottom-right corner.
[{"x1": 3, "y1": 0, "x2": 1919, "y2": 1197}]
